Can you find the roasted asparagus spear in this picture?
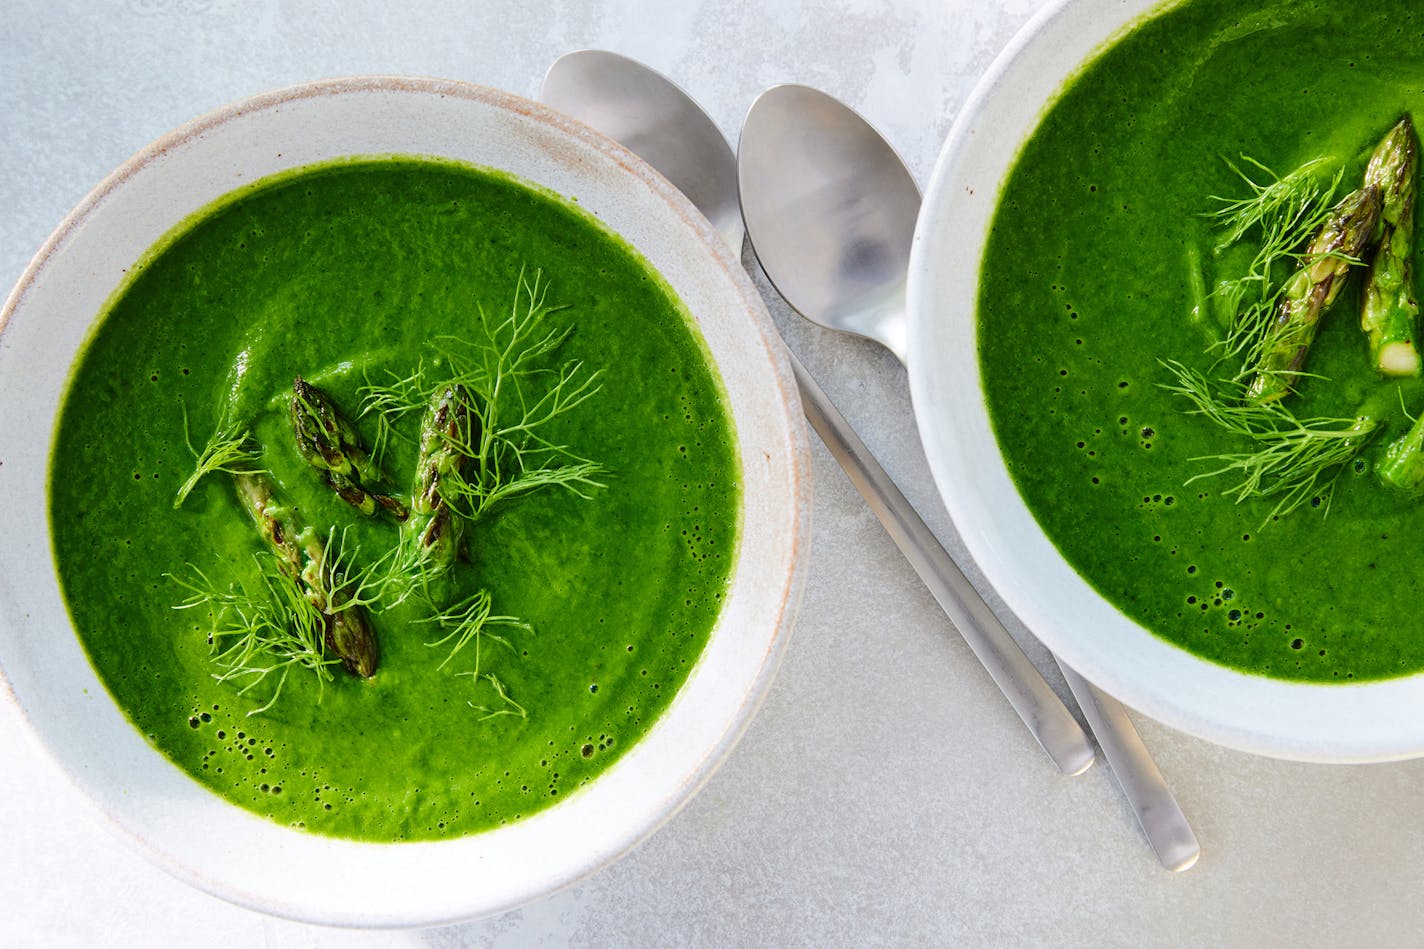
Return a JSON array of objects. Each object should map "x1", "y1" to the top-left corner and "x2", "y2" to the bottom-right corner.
[
  {"x1": 234, "y1": 471, "x2": 379, "y2": 678},
  {"x1": 291, "y1": 375, "x2": 408, "y2": 520},
  {"x1": 1361, "y1": 116, "x2": 1422, "y2": 378},
  {"x1": 1247, "y1": 186, "x2": 1382, "y2": 403},
  {"x1": 409, "y1": 383, "x2": 478, "y2": 575}
]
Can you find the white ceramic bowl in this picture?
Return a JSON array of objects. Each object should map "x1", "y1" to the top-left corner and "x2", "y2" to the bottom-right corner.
[
  {"x1": 908, "y1": 0, "x2": 1424, "y2": 763},
  {"x1": 0, "y1": 77, "x2": 811, "y2": 925}
]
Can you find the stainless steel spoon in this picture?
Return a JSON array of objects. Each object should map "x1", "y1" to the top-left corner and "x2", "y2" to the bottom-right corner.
[
  {"x1": 540, "y1": 50, "x2": 743, "y2": 252},
  {"x1": 739, "y1": 83, "x2": 1199, "y2": 872},
  {"x1": 542, "y1": 50, "x2": 1094, "y2": 777}
]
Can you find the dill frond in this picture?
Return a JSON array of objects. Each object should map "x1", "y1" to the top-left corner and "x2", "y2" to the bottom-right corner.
[
  {"x1": 369, "y1": 527, "x2": 437, "y2": 607},
  {"x1": 303, "y1": 525, "x2": 390, "y2": 614},
  {"x1": 382, "y1": 270, "x2": 608, "y2": 595},
  {"x1": 1166, "y1": 154, "x2": 1381, "y2": 526},
  {"x1": 417, "y1": 590, "x2": 533, "y2": 720},
  {"x1": 169, "y1": 557, "x2": 337, "y2": 716},
  {"x1": 1208, "y1": 156, "x2": 1341, "y2": 258},
  {"x1": 358, "y1": 361, "x2": 430, "y2": 467},
  {"x1": 432, "y1": 271, "x2": 607, "y2": 522},
  {"x1": 173, "y1": 402, "x2": 263, "y2": 509},
  {"x1": 1160, "y1": 360, "x2": 1378, "y2": 522},
  {"x1": 1203, "y1": 156, "x2": 1345, "y2": 381},
  {"x1": 417, "y1": 589, "x2": 532, "y2": 673},
  {"x1": 466, "y1": 673, "x2": 528, "y2": 721},
  {"x1": 1211, "y1": 276, "x2": 1281, "y2": 373}
]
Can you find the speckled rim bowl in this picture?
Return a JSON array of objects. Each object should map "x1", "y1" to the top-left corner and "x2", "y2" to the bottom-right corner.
[
  {"x1": 0, "y1": 77, "x2": 811, "y2": 926},
  {"x1": 908, "y1": 0, "x2": 1424, "y2": 763}
]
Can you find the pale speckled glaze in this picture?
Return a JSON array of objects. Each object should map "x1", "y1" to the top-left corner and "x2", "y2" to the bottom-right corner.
[{"x1": 0, "y1": 77, "x2": 811, "y2": 926}]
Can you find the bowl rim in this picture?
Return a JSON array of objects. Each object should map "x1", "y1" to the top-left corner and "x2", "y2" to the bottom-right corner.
[
  {"x1": 0, "y1": 75, "x2": 812, "y2": 924},
  {"x1": 904, "y1": 0, "x2": 1424, "y2": 763}
]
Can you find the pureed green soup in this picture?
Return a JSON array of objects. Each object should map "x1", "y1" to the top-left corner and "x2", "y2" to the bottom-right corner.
[
  {"x1": 980, "y1": 0, "x2": 1424, "y2": 682},
  {"x1": 48, "y1": 158, "x2": 740, "y2": 840}
]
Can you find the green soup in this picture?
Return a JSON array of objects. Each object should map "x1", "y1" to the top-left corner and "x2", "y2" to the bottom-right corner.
[
  {"x1": 47, "y1": 159, "x2": 740, "y2": 840},
  {"x1": 980, "y1": 0, "x2": 1424, "y2": 682}
]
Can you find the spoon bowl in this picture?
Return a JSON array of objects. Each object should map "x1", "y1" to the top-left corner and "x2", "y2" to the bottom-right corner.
[
  {"x1": 737, "y1": 84, "x2": 919, "y2": 364},
  {"x1": 543, "y1": 50, "x2": 745, "y2": 251}
]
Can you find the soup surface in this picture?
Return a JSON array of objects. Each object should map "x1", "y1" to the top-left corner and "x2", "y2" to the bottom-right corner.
[
  {"x1": 48, "y1": 159, "x2": 740, "y2": 840},
  {"x1": 980, "y1": 0, "x2": 1424, "y2": 681}
]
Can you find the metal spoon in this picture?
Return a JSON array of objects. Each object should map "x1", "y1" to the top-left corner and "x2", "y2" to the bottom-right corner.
[
  {"x1": 738, "y1": 83, "x2": 1199, "y2": 872},
  {"x1": 541, "y1": 50, "x2": 1094, "y2": 777},
  {"x1": 539, "y1": 50, "x2": 743, "y2": 252}
]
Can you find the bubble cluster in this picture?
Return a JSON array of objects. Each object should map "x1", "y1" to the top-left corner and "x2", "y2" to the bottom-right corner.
[{"x1": 187, "y1": 704, "x2": 291, "y2": 803}]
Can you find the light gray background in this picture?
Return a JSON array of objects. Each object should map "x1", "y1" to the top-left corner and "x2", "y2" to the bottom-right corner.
[{"x1": 3, "y1": 0, "x2": 1420, "y2": 945}]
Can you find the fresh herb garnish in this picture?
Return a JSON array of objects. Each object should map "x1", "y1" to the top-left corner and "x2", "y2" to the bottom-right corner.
[
  {"x1": 466, "y1": 672, "x2": 527, "y2": 721},
  {"x1": 171, "y1": 269, "x2": 603, "y2": 717},
  {"x1": 170, "y1": 559, "x2": 337, "y2": 717},
  {"x1": 358, "y1": 360, "x2": 429, "y2": 468},
  {"x1": 419, "y1": 589, "x2": 531, "y2": 672},
  {"x1": 1163, "y1": 129, "x2": 1417, "y2": 520},
  {"x1": 173, "y1": 403, "x2": 262, "y2": 509},
  {"x1": 375, "y1": 271, "x2": 605, "y2": 523},
  {"x1": 1161, "y1": 360, "x2": 1377, "y2": 522}
]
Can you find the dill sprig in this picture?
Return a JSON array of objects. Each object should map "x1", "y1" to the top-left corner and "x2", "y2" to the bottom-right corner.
[
  {"x1": 437, "y1": 271, "x2": 606, "y2": 520},
  {"x1": 1204, "y1": 156, "x2": 1345, "y2": 379},
  {"x1": 358, "y1": 361, "x2": 430, "y2": 468},
  {"x1": 417, "y1": 589, "x2": 532, "y2": 672},
  {"x1": 170, "y1": 515, "x2": 389, "y2": 712},
  {"x1": 356, "y1": 273, "x2": 606, "y2": 523},
  {"x1": 436, "y1": 374, "x2": 606, "y2": 519},
  {"x1": 465, "y1": 672, "x2": 528, "y2": 721},
  {"x1": 1160, "y1": 360, "x2": 1378, "y2": 522},
  {"x1": 174, "y1": 403, "x2": 263, "y2": 509},
  {"x1": 303, "y1": 525, "x2": 391, "y2": 615},
  {"x1": 1208, "y1": 156, "x2": 1342, "y2": 257},
  {"x1": 1165, "y1": 153, "x2": 1381, "y2": 526},
  {"x1": 418, "y1": 590, "x2": 533, "y2": 720},
  {"x1": 372, "y1": 527, "x2": 438, "y2": 608},
  {"x1": 366, "y1": 271, "x2": 607, "y2": 596},
  {"x1": 169, "y1": 559, "x2": 337, "y2": 716}
]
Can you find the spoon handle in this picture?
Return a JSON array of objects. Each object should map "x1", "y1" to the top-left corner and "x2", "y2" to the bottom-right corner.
[
  {"x1": 1054, "y1": 659, "x2": 1200, "y2": 871},
  {"x1": 788, "y1": 352, "x2": 1095, "y2": 775}
]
